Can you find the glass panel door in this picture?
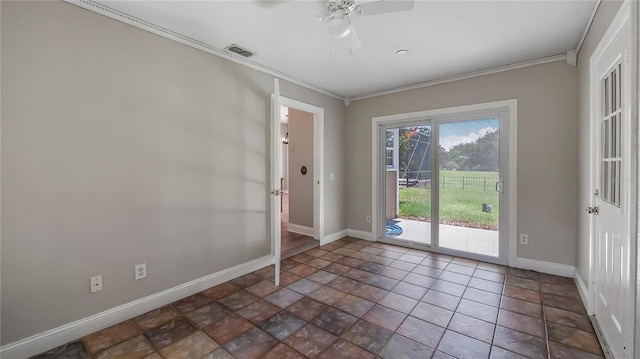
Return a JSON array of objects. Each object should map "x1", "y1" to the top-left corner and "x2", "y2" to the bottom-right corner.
[
  {"x1": 382, "y1": 124, "x2": 432, "y2": 246},
  {"x1": 437, "y1": 118, "x2": 500, "y2": 257}
]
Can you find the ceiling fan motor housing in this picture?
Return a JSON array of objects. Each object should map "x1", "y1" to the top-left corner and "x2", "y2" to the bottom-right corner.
[{"x1": 327, "y1": 0, "x2": 357, "y2": 16}]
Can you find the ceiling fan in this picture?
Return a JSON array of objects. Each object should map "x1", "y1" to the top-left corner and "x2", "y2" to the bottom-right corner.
[{"x1": 317, "y1": 0, "x2": 415, "y2": 50}]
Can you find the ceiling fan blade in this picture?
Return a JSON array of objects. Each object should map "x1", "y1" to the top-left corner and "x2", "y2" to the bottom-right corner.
[
  {"x1": 279, "y1": 0, "x2": 330, "y2": 22},
  {"x1": 283, "y1": 10, "x2": 331, "y2": 34},
  {"x1": 319, "y1": 13, "x2": 335, "y2": 22},
  {"x1": 357, "y1": 0, "x2": 415, "y2": 16}
]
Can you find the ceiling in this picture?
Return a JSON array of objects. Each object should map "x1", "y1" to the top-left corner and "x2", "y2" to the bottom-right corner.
[{"x1": 95, "y1": 0, "x2": 597, "y2": 99}]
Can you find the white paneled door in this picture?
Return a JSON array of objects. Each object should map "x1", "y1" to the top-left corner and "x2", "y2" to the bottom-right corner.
[
  {"x1": 271, "y1": 79, "x2": 282, "y2": 286},
  {"x1": 590, "y1": 5, "x2": 633, "y2": 358}
]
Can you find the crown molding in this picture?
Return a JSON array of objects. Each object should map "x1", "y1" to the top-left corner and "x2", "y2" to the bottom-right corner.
[
  {"x1": 62, "y1": 0, "x2": 579, "y2": 104},
  {"x1": 350, "y1": 54, "x2": 567, "y2": 101},
  {"x1": 575, "y1": 0, "x2": 602, "y2": 56},
  {"x1": 63, "y1": 0, "x2": 345, "y2": 101}
]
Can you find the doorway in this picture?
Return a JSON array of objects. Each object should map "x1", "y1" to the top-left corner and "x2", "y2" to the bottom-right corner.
[
  {"x1": 271, "y1": 88, "x2": 325, "y2": 285},
  {"x1": 587, "y1": 2, "x2": 636, "y2": 358},
  {"x1": 280, "y1": 106, "x2": 319, "y2": 257},
  {"x1": 373, "y1": 101, "x2": 516, "y2": 265}
]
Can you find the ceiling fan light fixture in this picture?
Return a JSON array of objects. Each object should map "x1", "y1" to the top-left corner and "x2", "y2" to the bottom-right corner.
[{"x1": 328, "y1": 10, "x2": 350, "y2": 38}]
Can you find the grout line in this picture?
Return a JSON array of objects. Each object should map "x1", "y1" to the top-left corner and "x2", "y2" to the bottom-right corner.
[
  {"x1": 540, "y1": 274, "x2": 552, "y2": 359},
  {"x1": 486, "y1": 267, "x2": 507, "y2": 359}
]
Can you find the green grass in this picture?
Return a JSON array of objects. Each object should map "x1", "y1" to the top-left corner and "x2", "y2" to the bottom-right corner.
[{"x1": 398, "y1": 171, "x2": 499, "y2": 230}]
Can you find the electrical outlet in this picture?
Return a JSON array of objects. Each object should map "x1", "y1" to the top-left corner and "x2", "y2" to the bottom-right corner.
[
  {"x1": 519, "y1": 234, "x2": 529, "y2": 245},
  {"x1": 90, "y1": 275, "x2": 103, "y2": 293},
  {"x1": 366, "y1": 215, "x2": 372, "y2": 223},
  {"x1": 135, "y1": 263, "x2": 147, "y2": 280}
]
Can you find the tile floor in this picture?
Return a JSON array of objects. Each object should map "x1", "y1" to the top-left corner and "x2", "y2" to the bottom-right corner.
[
  {"x1": 33, "y1": 237, "x2": 604, "y2": 359},
  {"x1": 281, "y1": 229, "x2": 316, "y2": 254},
  {"x1": 281, "y1": 193, "x2": 318, "y2": 253}
]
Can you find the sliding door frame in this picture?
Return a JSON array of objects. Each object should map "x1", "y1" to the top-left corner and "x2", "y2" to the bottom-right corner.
[
  {"x1": 377, "y1": 119, "x2": 434, "y2": 250},
  {"x1": 371, "y1": 100, "x2": 518, "y2": 266}
]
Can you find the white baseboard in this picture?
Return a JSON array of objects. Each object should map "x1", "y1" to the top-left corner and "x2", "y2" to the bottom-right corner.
[
  {"x1": 574, "y1": 270, "x2": 592, "y2": 315},
  {"x1": 0, "y1": 255, "x2": 275, "y2": 359},
  {"x1": 322, "y1": 229, "x2": 348, "y2": 245},
  {"x1": 347, "y1": 229, "x2": 375, "y2": 241},
  {"x1": 287, "y1": 224, "x2": 314, "y2": 237},
  {"x1": 515, "y1": 257, "x2": 575, "y2": 278}
]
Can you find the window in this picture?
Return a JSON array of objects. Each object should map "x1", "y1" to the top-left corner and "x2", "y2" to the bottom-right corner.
[
  {"x1": 601, "y1": 63, "x2": 622, "y2": 207},
  {"x1": 386, "y1": 129, "x2": 398, "y2": 169}
]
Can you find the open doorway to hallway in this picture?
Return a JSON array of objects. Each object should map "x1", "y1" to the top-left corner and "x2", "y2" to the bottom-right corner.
[{"x1": 280, "y1": 106, "x2": 318, "y2": 257}]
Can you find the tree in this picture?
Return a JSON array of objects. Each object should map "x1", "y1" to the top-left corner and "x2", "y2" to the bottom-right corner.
[
  {"x1": 439, "y1": 145, "x2": 458, "y2": 170},
  {"x1": 444, "y1": 130, "x2": 499, "y2": 171}
]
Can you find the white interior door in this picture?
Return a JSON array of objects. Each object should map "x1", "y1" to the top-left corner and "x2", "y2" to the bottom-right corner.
[
  {"x1": 271, "y1": 79, "x2": 282, "y2": 286},
  {"x1": 591, "y1": 15, "x2": 632, "y2": 359}
]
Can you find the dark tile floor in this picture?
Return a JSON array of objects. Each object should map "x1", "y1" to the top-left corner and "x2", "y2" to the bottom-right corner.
[{"x1": 33, "y1": 238, "x2": 604, "y2": 359}]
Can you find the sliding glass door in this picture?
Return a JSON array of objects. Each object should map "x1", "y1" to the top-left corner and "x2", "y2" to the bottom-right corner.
[
  {"x1": 382, "y1": 123, "x2": 432, "y2": 248},
  {"x1": 437, "y1": 119, "x2": 500, "y2": 257},
  {"x1": 378, "y1": 110, "x2": 509, "y2": 263}
]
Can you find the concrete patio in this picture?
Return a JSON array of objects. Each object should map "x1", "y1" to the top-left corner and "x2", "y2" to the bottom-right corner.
[{"x1": 390, "y1": 218, "x2": 499, "y2": 257}]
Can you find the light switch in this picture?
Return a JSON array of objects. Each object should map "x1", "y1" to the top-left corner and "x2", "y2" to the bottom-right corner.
[{"x1": 329, "y1": 173, "x2": 335, "y2": 181}]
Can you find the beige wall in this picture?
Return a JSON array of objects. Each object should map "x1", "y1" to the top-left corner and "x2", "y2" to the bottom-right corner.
[
  {"x1": 0, "y1": 1, "x2": 346, "y2": 344},
  {"x1": 575, "y1": 0, "x2": 623, "y2": 285},
  {"x1": 288, "y1": 109, "x2": 314, "y2": 228},
  {"x1": 346, "y1": 61, "x2": 578, "y2": 265}
]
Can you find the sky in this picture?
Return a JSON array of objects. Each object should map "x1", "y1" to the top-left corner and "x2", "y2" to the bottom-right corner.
[{"x1": 438, "y1": 118, "x2": 499, "y2": 150}]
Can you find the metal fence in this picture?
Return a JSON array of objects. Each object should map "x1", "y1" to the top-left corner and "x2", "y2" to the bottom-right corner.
[
  {"x1": 399, "y1": 171, "x2": 498, "y2": 191},
  {"x1": 440, "y1": 175, "x2": 498, "y2": 191}
]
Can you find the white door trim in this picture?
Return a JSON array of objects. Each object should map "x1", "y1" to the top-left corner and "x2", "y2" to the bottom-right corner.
[
  {"x1": 371, "y1": 99, "x2": 518, "y2": 266},
  {"x1": 587, "y1": 2, "x2": 637, "y2": 357},
  {"x1": 270, "y1": 82, "x2": 282, "y2": 286},
  {"x1": 278, "y1": 96, "x2": 325, "y2": 244}
]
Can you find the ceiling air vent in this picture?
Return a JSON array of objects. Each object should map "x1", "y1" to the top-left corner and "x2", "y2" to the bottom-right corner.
[{"x1": 224, "y1": 44, "x2": 255, "y2": 58}]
